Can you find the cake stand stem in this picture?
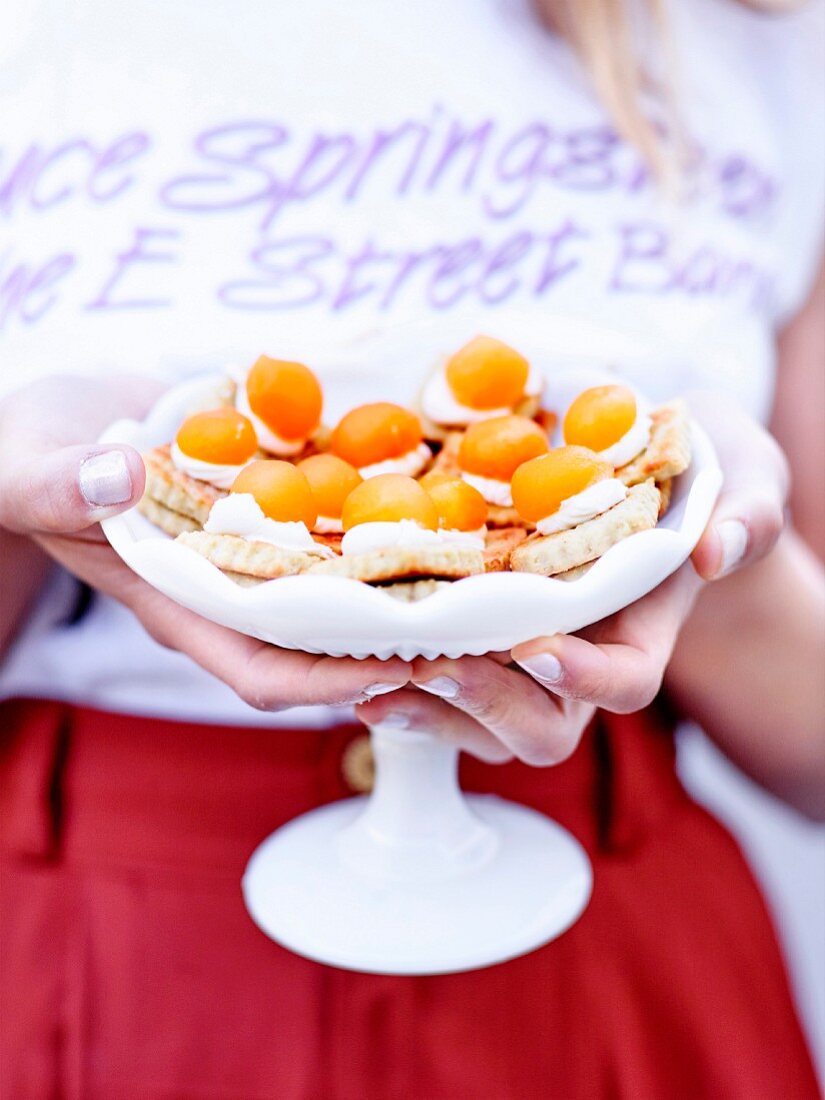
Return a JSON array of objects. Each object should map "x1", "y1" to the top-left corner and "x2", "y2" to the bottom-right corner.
[
  {"x1": 335, "y1": 724, "x2": 499, "y2": 883},
  {"x1": 243, "y1": 723, "x2": 592, "y2": 974}
]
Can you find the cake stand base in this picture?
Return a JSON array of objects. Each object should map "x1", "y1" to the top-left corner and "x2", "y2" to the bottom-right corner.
[{"x1": 243, "y1": 794, "x2": 591, "y2": 976}]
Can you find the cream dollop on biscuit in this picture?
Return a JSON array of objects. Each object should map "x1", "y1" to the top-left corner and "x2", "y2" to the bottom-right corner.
[
  {"x1": 535, "y1": 478, "x2": 627, "y2": 535},
  {"x1": 170, "y1": 441, "x2": 252, "y2": 490},
  {"x1": 204, "y1": 493, "x2": 333, "y2": 555}
]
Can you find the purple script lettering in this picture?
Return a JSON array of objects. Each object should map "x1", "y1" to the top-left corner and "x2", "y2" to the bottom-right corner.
[
  {"x1": 0, "y1": 250, "x2": 75, "y2": 333},
  {"x1": 345, "y1": 117, "x2": 436, "y2": 201},
  {"x1": 261, "y1": 133, "x2": 357, "y2": 230},
  {"x1": 30, "y1": 140, "x2": 94, "y2": 211},
  {"x1": 425, "y1": 119, "x2": 495, "y2": 193},
  {"x1": 219, "y1": 236, "x2": 334, "y2": 310},
  {"x1": 484, "y1": 124, "x2": 552, "y2": 219},
  {"x1": 160, "y1": 122, "x2": 288, "y2": 213},
  {"x1": 478, "y1": 231, "x2": 533, "y2": 304},
  {"x1": 87, "y1": 227, "x2": 180, "y2": 310},
  {"x1": 548, "y1": 127, "x2": 622, "y2": 192},
  {"x1": 87, "y1": 132, "x2": 151, "y2": 203},
  {"x1": 534, "y1": 220, "x2": 589, "y2": 295},
  {"x1": 0, "y1": 133, "x2": 151, "y2": 218},
  {"x1": 332, "y1": 240, "x2": 394, "y2": 311},
  {"x1": 0, "y1": 147, "x2": 42, "y2": 219},
  {"x1": 609, "y1": 222, "x2": 671, "y2": 293},
  {"x1": 427, "y1": 239, "x2": 484, "y2": 309}
]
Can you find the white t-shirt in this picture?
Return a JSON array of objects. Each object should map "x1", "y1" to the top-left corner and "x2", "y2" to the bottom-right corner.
[{"x1": 1, "y1": 0, "x2": 823, "y2": 724}]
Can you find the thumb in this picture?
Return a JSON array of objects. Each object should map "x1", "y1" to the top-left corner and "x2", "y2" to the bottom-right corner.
[
  {"x1": 691, "y1": 487, "x2": 785, "y2": 581},
  {"x1": 686, "y1": 390, "x2": 789, "y2": 582},
  {"x1": 0, "y1": 445, "x2": 145, "y2": 535}
]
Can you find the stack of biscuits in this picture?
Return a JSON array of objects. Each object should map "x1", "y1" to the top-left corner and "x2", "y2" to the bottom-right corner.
[{"x1": 137, "y1": 340, "x2": 692, "y2": 599}]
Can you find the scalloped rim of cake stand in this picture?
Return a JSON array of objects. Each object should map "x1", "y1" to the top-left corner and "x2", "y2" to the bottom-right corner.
[{"x1": 100, "y1": 371, "x2": 722, "y2": 660}]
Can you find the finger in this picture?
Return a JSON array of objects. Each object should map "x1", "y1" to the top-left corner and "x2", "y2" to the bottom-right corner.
[
  {"x1": 411, "y1": 657, "x2": 589, "y2": 766},
  {"x1": 0, "y1": 445, "x2": 145, "y2": 535},
  {"x1": 240, "y1": 647, "x2": 413, "y2": 709},
  {"x1": 356, "y1": 688, "x2": 513, "y2": 763},
  {"x1": 120, "y1": 578, "x2": 412, "y2": 709},
  {"x1": 37, "y1": 533, "x2": 413, "y2": 710},
  {"x1": 688, "y1": 392, "x2": 788, "y2": 580},
  {"x1": 0, "y1": 373, "x2": 167, "y2": 451},
  {"x1": 574, "y1": 565, "x2": 701, "y2": 649},
  {"x1": 512, "y1": 633, "x2": 664, "y2": 713},
  {"x1": 691, "y1": 488, "x2": 786, "y2": 580},
  {"x1": 511, "y1": 569, "x2": 699, "y2": 712}
]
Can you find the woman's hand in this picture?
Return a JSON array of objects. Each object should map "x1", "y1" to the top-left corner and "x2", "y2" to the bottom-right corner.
[
  {"x1": 357, "y1": 392, "x2": 789, "y2": 763},
  {"x1": 0, "y1": 376, "x2": 411, "y2": 708}
]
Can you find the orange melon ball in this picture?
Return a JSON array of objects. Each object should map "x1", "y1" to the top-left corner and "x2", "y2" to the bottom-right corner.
[
  {"x1": 331, "y1": 403, "x2": 423, "y2": 468},
  {"x1": 297, "y1": 453, "x2": 362, "y2": 519},
  {"x1": 458, "y1": 415, "x2": 549, "y2": 480},
  {"x1": 418, "y1": 468, "x2": 454, "y2": 490},
  {"x1": 246, "y1": 355, "x2": 323, "y2": 441},
  {"x1": 445, "y1": 336, "x2": 530, "y2": 410},
  {"x1": 342, "y1": 474, "x2": 438, "y2": 532},
  {"x1": 231, "y1": 460, "x2": 317, "y2": 527},
  {"x1": 563, "y1": 384, "x2": 637, "y2": 453},
  {"x1": 426, "y1": 478, "x2": 488, "y2": 532},
  {"x1": 511, "y1": 446, "x2": 613, "y2": 523},
  {"x1": 176, "y1": 408, "x2": 257, "y2": 465}
]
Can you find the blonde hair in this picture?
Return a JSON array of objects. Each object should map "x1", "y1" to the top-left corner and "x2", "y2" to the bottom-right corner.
[{"x1": 538, "y1": 0, "x2": 805, "y2": 176}]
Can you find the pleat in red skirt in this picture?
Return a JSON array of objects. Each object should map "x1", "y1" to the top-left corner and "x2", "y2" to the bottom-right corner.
[{"x1": 0, "y1": 697, "x2": 817, "y2": 1099}]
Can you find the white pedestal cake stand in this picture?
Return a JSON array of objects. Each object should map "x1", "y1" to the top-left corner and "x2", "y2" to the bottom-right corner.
[{"x1": 101, "y1": 371, "x2": 721, "y2": 975}]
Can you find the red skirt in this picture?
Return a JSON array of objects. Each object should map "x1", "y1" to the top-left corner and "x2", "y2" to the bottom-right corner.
[{"x1": 0, "y1": 697, "x2": 817, "y2": 1099}]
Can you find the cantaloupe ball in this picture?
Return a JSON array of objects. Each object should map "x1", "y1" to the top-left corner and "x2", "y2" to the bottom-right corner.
[
  {"x1": 176, "y1": 408, "x2": 257, "y2": 464},
  {"x1": 418, "y1": 468, "x2": 454, "y2": 490},
  {"x1": 563, "y1": 385, "x2": 637, "y2": 452},
  {"x1": 342, "y1": 473, "x2": 438, "y2": 531},
  {"x1": 231, "y1": 460, "x2": 317, "y2": 526},
  {"x1": 458, "y1": 415, "x2": 549, "y2": 480},
  {"x1": 331, "y1": 403, "x2": 423, "y2": 468},
  {"x1": 425, "y1": 478, "x2": 488, "y2": 531},
  {"x1": 297, "y1": 454, "x2": 362, "y2": 519},
  {"x1": 246, "y1": 355, "x2": 323, "y2": 441},
  {"x1": 511, "y1": 446, "x2": 613, "y2": 523},
  {"x1": 445, "y1": 336, "x2": 530, "y2": 410}
]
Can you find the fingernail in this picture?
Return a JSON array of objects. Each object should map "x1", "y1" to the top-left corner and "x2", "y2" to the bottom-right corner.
[
  {"x1": 79, "y1": 450, "x2": 132, "y2": 507},
  {"x1": 418, "y1": 676, "x2": 460, "y2": 699},
  {"x1": 362, "y1": 682, "x2": 401, "y2": 699},
  {"x1": 376, "y1": 712, "x2": 410, "y2": 729},
  {"x1": 716, "y1": 519, "x2": 748, "y2": 577},
  {"x1": 516, "y1": 653, "x2": 563, "y2": 685}
]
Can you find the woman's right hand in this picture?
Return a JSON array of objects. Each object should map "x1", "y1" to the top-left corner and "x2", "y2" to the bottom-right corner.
[{"x1": 0, "y1": 376, "x2": 411, "y2": 709}]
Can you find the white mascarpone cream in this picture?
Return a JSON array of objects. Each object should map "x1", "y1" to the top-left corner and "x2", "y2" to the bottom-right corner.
[
  {"x1": 459, "y1": 471, "x2": 514, "y2": 508},
  {"x1": 312, "y1": 514, "x2": 344, "y2": 535},
  {"x1": 170, "y1": 441, "x2": 253, "y2": 490},
  {"x1": 421, "y1": 362, "x2": 544, "y2": 426},
  {"x1": 234, "y1": 382, "x2": 307, "y2": 457},
  {"x1": 596, "y1": 413, "x2": 652, "y2": 468},
  {"x1": 437, "y1": 526, "x2": 487, "y2": 551},
  {"x1": 536, "y1": 478, "x2": 627, "y2": 535},
  {"x1": 203, "y1": 493, "x2": 334, "y2": 556},
  {"x1": 358, "y1": 442, "x2": 431, "y2": 479},
  {"x1": 341, "y1": 518, "x2": 484, "y2": 556}
]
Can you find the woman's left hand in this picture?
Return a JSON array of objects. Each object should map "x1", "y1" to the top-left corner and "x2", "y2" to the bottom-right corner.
[{"x1": 357, "y1": 392, "x2": 789, "y2": 764}]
